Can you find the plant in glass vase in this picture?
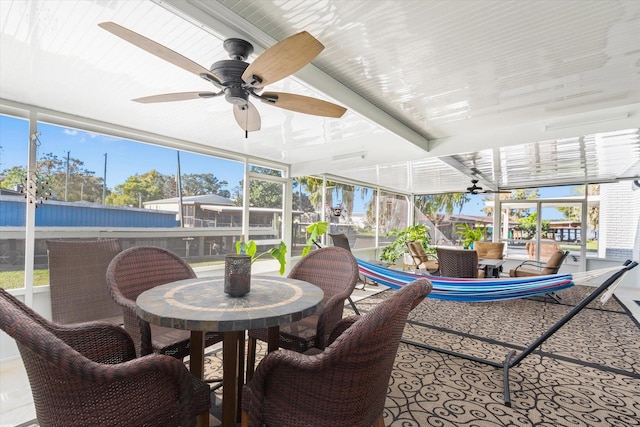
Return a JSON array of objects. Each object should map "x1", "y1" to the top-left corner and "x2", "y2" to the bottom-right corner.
[
  {"x1": 236, "y1": 237, "x2": 287, "y2": 275},
  {"x1": 223, "y1": 236, "x2": 287, "y2": 298}
]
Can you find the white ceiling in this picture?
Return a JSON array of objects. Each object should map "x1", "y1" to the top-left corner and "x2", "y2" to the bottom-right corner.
[{"x1": 1, "y1": 0, "x2": 639, "y2": 194}]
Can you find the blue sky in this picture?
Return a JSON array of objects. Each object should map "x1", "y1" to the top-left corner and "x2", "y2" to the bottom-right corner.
[
  {"x1": 1, "y1": 114, "x2": 576, "y2": 217},
  {"x1": 0, "y1": 115, "x2": 245, "y2": 191}
]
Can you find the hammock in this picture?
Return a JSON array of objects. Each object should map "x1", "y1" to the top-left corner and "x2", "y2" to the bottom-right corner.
[{"x1": 357, "y1": 258, "x2": 622, "y2": 302}]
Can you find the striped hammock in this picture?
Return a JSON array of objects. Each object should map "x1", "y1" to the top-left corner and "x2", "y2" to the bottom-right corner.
[{"x1": 357, "y1": 258, "x2": 622, "y2": 302}]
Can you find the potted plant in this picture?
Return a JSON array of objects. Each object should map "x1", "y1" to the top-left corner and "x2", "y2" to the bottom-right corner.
[
  {"x1": 236, "y1": 238, "x2": 288, "y2": 275},
  {"x1": 455, "y1": 223, "x2": 487, "y2": 249},
  {"x1": 380, "y1": 224, "x2": 433, "y2": 265}
]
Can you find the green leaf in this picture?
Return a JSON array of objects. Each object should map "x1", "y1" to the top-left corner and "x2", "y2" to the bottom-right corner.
[
  {"x1": 301, "y1": 221, "x2": 328, "y2": 258},
  {"x1": 237, "y1": 239, "x2": 287, "y2": 275},
  {"x1": 235, "y1": 239, "x2": 257, "y2": 257},
  {"x1": 269, "y1": 241, "x2": 287, "y2": 275}
]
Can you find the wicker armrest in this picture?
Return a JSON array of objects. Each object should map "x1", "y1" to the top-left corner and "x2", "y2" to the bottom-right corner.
[
  {"x1": 326, "y1": 315, "x2": 360, "y2": 345},
  {"x1": 316, "y1": 295, "x2": 350, "y2": 348},
  {"x1": 50, "y1": 321, "x2": 136, "y2": 364},
  {"x1": 242, "y1": 348, "x2": 328, "y2": 426},
  {"x1": 25, "y1": 322, "x2": 201, "y2": 425}
]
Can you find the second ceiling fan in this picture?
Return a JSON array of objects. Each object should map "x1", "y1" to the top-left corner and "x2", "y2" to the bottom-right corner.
[
  {"x1": 98, "y1": 22, "x2": 347, "y2": 135},
  {"x1": 466, "y1": 179, "x2": 511, "y2": 195}
]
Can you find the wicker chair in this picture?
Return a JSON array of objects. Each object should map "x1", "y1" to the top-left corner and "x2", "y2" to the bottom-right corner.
[
  {"x1": 241, "y1": 278, "x2": 433, "y2": 427},
  {"x1": 328, "y1": 233, "x2": 351, "y2": 251},
  {"x1": 0, "y1": 288, "x2": 210, "y2": 427},
  {"x1": 329, "y1": 232, "x2": 376, "y2": 289},
  {"x1": 46, "y1": 239, "x2": 123, "y2": 325},
  {"x1": 406, "y1": 241, "x2": 439, "y2": 274},
  {"x1": 106, "y1": 246, "x2": 223, "y2": 359},
  {"x1": 246, "y1": 246, "x2": 359, "y2": 380},
  {"x1": 436, "y1": 247, "x2": 485, "y2": 278},
  {"x1": 509, "y1": 250, "x2": 570, "y2": 277}
]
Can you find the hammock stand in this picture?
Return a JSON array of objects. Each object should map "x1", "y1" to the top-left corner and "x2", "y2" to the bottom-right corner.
[{"x1": 356, "y1": 258, "x2": 638, "y2": 406}]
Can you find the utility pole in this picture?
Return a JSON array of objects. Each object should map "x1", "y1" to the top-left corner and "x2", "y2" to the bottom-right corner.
[
  {"x1": 64, "y1": 150, "x2": 70, "y2": 201},
  {"x1": 102, "y1": 153, "x2": 107, "y2": 204},
  {"x1": 177, "y1": 151, "x2": 184, "y2": 227}
]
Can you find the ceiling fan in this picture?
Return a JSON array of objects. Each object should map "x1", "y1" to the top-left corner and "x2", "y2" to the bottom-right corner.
[
  {"x1": 98, "y1": 22, "x2": 347, "y2": 135},
  {"x1": 466, "y1": 179, "x2": 511, "y2": 195}
]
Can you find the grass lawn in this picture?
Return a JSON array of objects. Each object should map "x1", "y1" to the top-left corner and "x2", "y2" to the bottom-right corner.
[
  {"x1": 1, "y1": 269, "x2": 49, "y2": 290},
  {"x1": 0, "y1": 260, "x2": 224, "y2": 290}
]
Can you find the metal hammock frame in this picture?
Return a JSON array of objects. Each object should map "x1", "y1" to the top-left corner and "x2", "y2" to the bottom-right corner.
[{"x1": 355, "y1": 258, "x2": 638, "y2": 406}]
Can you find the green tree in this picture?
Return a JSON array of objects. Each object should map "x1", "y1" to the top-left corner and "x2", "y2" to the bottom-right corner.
[
  {"x1": 516, "y1": 212, "x2": 550, "y2": 239},
  {"x1": 294, "y1": 177, "x2": 370, "y2": 222},
  {"x1": 106, "y1": 170, "x2": 173, "y2": 206},
  {"x1": 414, "y1": 193, "x2": 469, "y2": 221},
  {"x1": 235, "y1": 167, "x2": 283, "y2": 208},
  {"x1": 482, "y1": 189, "x2": 540, "y2": 221},
  {"x1": 0, "y1": 166, "x2": 26, "y2": 190},
  {"x1": 292, "y1": 179, "x2": 314, "y2": 212},
  {"x1": 181, "y1": 173, "x2": 229, "y2": 198},
  {"x1": 1, "y1": 153, "x2": 107, "y2": 203},
  {"x1": 556, "y1": 184, "x2": 599, "y2": 232}
]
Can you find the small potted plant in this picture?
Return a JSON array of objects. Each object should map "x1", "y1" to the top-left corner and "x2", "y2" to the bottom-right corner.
[
  {"x1": 235, "y1": 238, "x2": 287, "y2": 275},
  {"x1": 224, "y1": 236, "x2": 287, "y2": 297},
  {"x1": 455, "y1": 223, "x2": 487, "y2": 249},
  {"x1": 380, "y1": 224, "x2": 433, "y2": 266}
]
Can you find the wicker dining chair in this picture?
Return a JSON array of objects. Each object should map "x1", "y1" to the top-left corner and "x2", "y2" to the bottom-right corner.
[
  {"x1": 0, "y1": 287, "x2": 210, "y2": 427},
  {"x1": 436, "y1": 247, "x2": 485, "y2": 278},
  {"x1": 46, "y1": 239, "x2": 123, "y2": 325},
  {"x1": 329, "y1": 233, "x2": 376, "y2": 290},
  {"x1": 246, "y1": 246, "x2": 359, "y2": 380},
  {"x1": 241, "y1": 278, "x2": 432, "y2": 427},
  {"x1": 107, "y1": 246, "x2": 223, "y2": 359}
]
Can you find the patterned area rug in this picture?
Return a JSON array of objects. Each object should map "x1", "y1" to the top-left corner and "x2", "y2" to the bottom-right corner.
[
  {"x1": 350, "y1": 285, "x2": 640, "y2": 427},
  {"x1": 18, "y1": 285, "x2": 640, "y2": 427}
]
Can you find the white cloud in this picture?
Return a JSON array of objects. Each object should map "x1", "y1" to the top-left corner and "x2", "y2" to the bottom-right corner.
[{"x1": 63, "y1": 129, "x2": 78, "y2": 136}]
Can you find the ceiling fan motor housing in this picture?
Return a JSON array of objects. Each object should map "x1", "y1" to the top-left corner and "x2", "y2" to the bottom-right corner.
[{"x1": 210, "y1": 59, "x2": 251, "y2": 105}]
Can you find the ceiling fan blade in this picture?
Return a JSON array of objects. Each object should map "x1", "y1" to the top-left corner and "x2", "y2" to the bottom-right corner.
[
  {"x1": 233, "y1": 102, "x2": 261, "y2": 132},
  {"x1": 261, "y1": 92, "x2": 346, "y2": 118},
  {"x1": 242, "y1": 31, "x2": 323, "y2": 88},
  {"x1": 133, "y1": 91, "x2": 222, "y2": 103},
  {"x1": 98, "y1": 22, "x2": 222, "y2": 83}
]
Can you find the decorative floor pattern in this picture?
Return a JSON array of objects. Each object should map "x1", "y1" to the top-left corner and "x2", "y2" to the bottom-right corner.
[{"x1": 17, "y1": 285, "x2": 640, "y2": 427}]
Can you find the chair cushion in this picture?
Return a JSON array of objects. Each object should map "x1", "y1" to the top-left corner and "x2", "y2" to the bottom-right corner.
[{"x1": 474, "y1": 242, "x2": 505, "y2": 259}]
